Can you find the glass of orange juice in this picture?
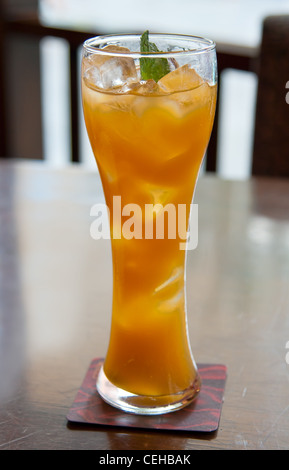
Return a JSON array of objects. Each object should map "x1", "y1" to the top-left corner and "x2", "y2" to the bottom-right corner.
[{"x1": 81, "y1": 33, "x2": 217, "y2": 415}]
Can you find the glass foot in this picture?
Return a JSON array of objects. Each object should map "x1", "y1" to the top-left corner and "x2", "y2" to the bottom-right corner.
[{"x1": 96, "y1": 365, "x2": 201, "y2": 415}]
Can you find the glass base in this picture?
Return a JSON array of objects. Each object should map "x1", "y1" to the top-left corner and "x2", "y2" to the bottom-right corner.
[{"x1": 96, "y1": 365, "x2": 201, "y2": 415}]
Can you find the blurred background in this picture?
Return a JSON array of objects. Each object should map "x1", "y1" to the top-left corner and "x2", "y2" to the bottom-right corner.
[{"x1": 1, "y1": 0, "x2": 289, "y2": 178}]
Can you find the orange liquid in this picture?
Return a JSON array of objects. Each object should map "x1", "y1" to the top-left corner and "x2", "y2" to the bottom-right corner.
[{"x1": 82, "y1": 74, "x2": 216, "y2": 397}]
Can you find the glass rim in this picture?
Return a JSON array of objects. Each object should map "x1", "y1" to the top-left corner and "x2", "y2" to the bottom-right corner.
[{"x1": 83, "y1": 33, "x2": 216, "y2": 58}]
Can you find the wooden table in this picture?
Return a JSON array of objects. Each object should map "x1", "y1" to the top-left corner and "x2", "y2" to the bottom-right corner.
[{"x1": 1, "y1": 160, "x2": 289, "y2": 450}]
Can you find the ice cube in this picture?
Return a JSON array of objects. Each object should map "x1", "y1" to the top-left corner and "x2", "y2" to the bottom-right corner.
[
  {"x1": 84, "y1": 45, "x2": 138, "y2": 90},
  {"x1": 158, "y1": 64, "x2": 204, "y2": 93},
  {"x1": 127, "y1": 79, "x2": 166, "y2": 96},
  {"x1": 154, "y1": 267, "x2": 184, "y2": 313}
]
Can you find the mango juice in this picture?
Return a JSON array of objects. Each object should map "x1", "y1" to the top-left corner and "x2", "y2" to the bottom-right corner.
[{"x1": 82, "y1": 62, "x2": 216, "y2": 398}]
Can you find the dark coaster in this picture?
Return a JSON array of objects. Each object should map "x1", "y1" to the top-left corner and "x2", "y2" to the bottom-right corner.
[{"x1": 67, "y1": 358, "x2": 227, "y2": 433}]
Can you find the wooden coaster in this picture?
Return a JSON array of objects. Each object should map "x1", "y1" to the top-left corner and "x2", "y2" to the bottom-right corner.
[{"x1": 67, "y1": 358, "x2": 227, "y2": 433}]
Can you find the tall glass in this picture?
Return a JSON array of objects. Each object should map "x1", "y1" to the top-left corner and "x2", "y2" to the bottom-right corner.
[{"x1": 81, "y1": 33, "x2": 217, "y2": 415}]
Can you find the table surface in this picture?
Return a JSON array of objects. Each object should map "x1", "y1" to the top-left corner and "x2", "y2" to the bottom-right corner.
[{"x1": 1, "y1": 159, "x2": 289, "y2": 450}]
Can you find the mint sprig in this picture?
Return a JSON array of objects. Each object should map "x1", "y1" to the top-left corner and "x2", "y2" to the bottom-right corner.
[{"x1": 140, "y1": 30, "x2": 170, "y2": 82}]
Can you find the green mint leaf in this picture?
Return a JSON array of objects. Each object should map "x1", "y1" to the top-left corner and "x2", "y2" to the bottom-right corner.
[{"x1": 140, "y1": 30, "x2": 170, "y2": 82}]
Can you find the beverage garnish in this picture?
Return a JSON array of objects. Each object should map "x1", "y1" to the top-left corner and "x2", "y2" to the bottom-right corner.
[{"x1": 140, "y1": 30, "x2": 170, "y2": 82}]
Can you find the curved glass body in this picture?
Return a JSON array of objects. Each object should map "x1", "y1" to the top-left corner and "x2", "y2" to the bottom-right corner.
[{"x1": 81, "y1": 33, "x2": 217, "y2": 414}]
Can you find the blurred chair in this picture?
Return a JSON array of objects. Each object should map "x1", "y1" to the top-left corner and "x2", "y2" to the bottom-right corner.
[
  {"x1": 0, "y1": 1, "x2": 97, "y2": 161},
  {"x1": 0, "y1": 0, "x2": 43, "y2": 159},
  {"x1": 252, "y1": 15, "x2": 289, "y2": 177},
  {"x1": 206, "y1": 41, "x2": 257, "y2": 172}
]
